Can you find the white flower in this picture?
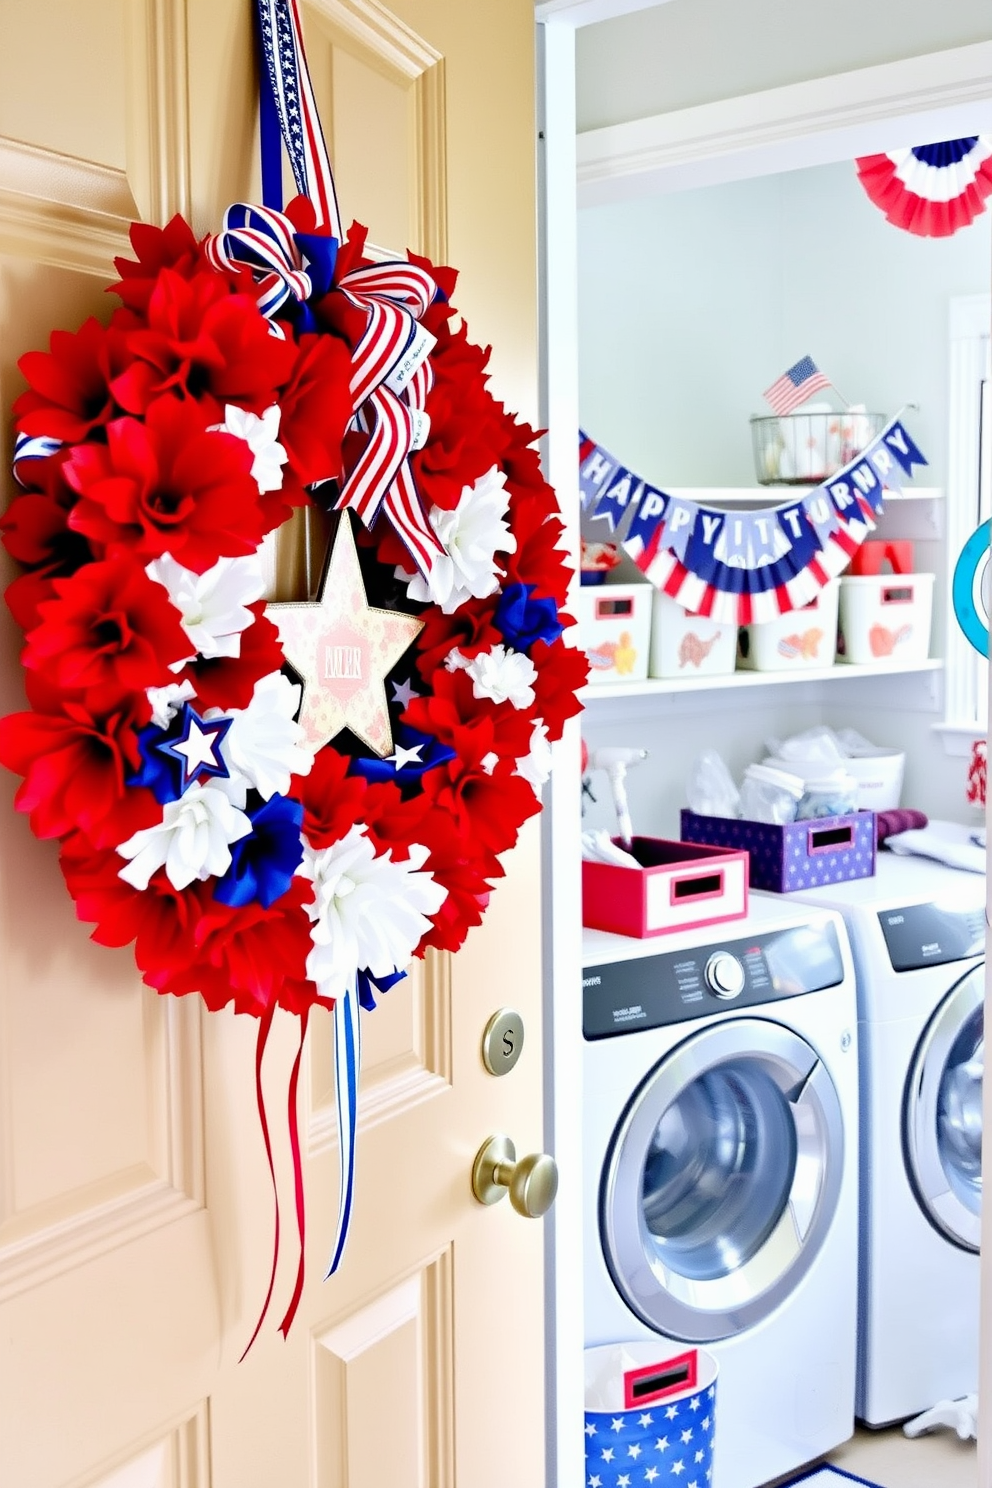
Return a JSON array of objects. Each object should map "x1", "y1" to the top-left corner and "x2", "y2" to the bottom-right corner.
[
  {"x1": 398, "y1": 465, "x2": 516, "y2": 614},
  {"x1": 515, "y1": 719, "x2": 553, "y2": 796},
  {"x1": 447, "y1": 643, "x2": 537, "y2": 709},
  {"x1": 481, "y1": 752, "x2": 499, "y2": 775},
  {"x1": 145, "y1": 679, "x2": 197, "y2": 729},
  {"x1": 116, "y1": 784, "x2": 252, "y2": 891},
  {"x1": 214, "y1": 403, "x2": 287, "y2": 493},
  {"x1": 299, "y1": 825, "x2": 447, "y2": 1003},
  {"x1": 218, "y1": 671, "x2": 313, "y2": 804},
  {"x1": 146, "y1": 552, "x2": 265, "y2": 661}
]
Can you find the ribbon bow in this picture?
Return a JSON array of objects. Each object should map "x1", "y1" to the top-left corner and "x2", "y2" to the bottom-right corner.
[{"x1": 204, "y1": 201, "x2": 445, "y2": 580}]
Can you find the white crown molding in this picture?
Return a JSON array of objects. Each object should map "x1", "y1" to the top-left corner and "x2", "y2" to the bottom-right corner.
[
  {"x1": 577, "y1": 40, "x2": 992, "y2": 205},
  {"x1": 536, "y1": 0, "x2": 667, "y2": 26}
]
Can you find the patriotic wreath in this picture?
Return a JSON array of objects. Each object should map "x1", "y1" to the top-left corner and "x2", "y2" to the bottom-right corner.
[{"x1": 0, "y1": 1, "x2": 585, "y2": 1343}]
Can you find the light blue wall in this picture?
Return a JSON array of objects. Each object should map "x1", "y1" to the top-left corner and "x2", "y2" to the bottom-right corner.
[
  {"x1": 578, "y1": 159, "x2": 991, "y2": 491},
  {"x1": 577, "y1": 160, "x2": 990, "y2": 828}
]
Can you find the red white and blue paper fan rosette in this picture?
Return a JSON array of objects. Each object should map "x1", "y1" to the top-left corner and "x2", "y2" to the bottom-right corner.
[
  {"x1": 856, "y1": 137, "x2": 992, "y2": 237},
  {"x1": 0, "y1": 0, "x2": 585, "y2": 1348}
]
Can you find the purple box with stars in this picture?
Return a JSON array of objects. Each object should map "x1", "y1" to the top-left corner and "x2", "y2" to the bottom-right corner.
[
  {"x1": 585, "y1": 1344, "x2": 717, "y2": 1488},
  {"x1": 680, "y1": 810, "x2": 876, "y2": 893}
]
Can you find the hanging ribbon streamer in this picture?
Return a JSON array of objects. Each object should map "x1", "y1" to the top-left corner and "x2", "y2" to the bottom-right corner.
[
  {"x1": 580, "y1": 415, "x2": 928, "y2": 625},
  {"x1": 254, "y1": 0, "x2": 341, "y2": 237},
  {"x1": 240, "y1": 1004, "x2": 280, "y2": 1361},
  {"x1": 325, "y1": 982, "x2": 361, "y2": 1278},
  {"x1": 278, "y1": 1007, "x2": 310, "y2": 1338}
]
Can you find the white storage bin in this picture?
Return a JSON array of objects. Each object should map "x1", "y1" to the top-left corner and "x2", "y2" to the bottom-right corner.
[
  {"x1": 843, "y1": 749, "x2": 906, "y2": 811},
  {"x1": 649, "y1": 592, "x2": 737, "y2": 679},
  {"x1": 838, "y1": 573, "x2": 934, "y2": 665},
  {"x1": 763, "y1": 749, "x2": 906, "y2": 813},
  {"x1": 577, "y1": 581, "x2": 652, "y2": 684},
  {"x1": 737, "y1": 582, "x2": 840, "y2": 672}
]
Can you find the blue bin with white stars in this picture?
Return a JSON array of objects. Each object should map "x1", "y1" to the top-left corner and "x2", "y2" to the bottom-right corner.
[{"x1": 584, "y1": 1344, "x2": 718, "y2": 1488}]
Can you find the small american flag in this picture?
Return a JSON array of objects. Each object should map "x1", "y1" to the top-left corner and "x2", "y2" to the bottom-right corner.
[{"x1": 763, "y1": 356, "x2": 831, "y2": 415}]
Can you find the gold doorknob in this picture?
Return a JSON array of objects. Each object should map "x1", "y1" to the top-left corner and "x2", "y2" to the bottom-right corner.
[{"x1": 471, "y1": 1134, "x2": 559, "y2": 1217}]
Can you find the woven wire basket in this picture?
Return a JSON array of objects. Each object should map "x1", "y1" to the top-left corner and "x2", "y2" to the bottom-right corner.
[{"x1": 750, "y1": 410, "x2": 888, "y2": 486}]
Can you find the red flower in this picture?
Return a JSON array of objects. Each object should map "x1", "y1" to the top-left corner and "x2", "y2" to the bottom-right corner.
[
  {"x1": 420, "y1": 755, "x2": 540, "y2": 854},
  {"x1": 24, "y1": 557, "x2": 190, "y2": 709},
  {"x1": 61, "y1": 835, "x2": 213, "y2": 979},
  {"x1": 530, "y1": 638, "x2": 588, "y2": 740},
  {"x1": 294, "y1": 746, "x2": 369, "y2": 848},
  {"x1": 110, "y1": 215, "x2": 205, "y2": 314},
  {"x1": 413, "y1": 597, "x2": 502, "y2": 682},
  {"x1": 14, "y1": 317, "x2": 125, "y2": 442},
  {"x1": 2, "y1": 457, "x2": 91, "y2": 570},
  {"x1": 65, "y1": 396, "x2": 269, "y2": 572},
  {"x1": 277, "y1": 333, "x2": 352, "y2": 486},
  {"x1": 110, "y1": 267, "x2": 297, "y2": 417},
  {"x1": 405, "y1": 667, "x2": 533, "y2": 760},
  {"x1": 177, "y1": 602, "x2": 285, "y2": 711},
  {"x1": 411, "y1": 324, "x2": 506, "y2": 511},
  {"x1": 192, "y1": 877, "x2": 318, "y2": 1016},
  {"x1": 414, "y1": 807, "x2": 504, "y2": 954},
  {"x1": 0, "y1": 694, "x2": 158, "y2": 847},
  {"x1": 500, "y1": 492, "x2": 570, "y2": 606}
]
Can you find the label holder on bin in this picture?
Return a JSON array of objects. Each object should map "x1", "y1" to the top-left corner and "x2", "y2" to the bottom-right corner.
[{"x1": 623, "y1": 1350, "x2": 698, "y2": 1409}]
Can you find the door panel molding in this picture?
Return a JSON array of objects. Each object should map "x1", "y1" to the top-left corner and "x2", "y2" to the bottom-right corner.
[
  {"x1": 308, "y1": 950, "x2": 452, "y2": 1154},
  {"x1": 0, "y1": 995, "x2": 204, "y2": 1303},
  {"x1": 304, "y1": 0, "x2": 447, "y2": 260},
  {"x1": 125, "y1": 0, "x2": 192, "y2": 224},
  {"x1": 313, "y1": 1248, "x2": 454, "y2": 1487},
  {"x1": 0, "y1": 136, "x2": 134, "y2": 272}
]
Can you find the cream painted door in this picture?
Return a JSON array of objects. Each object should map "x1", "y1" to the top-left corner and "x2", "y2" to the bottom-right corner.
[{"x1": 0, "y1": 4, "x2": 548, "y2": 1486}]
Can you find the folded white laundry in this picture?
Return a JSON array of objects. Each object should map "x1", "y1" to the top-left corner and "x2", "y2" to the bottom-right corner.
[
  {"x1": 902, "y1": 1393, "x2": 978, "y2": 1440},
  {"x1": 884, "y1": 821, "x2": 986, "y2": 875}
]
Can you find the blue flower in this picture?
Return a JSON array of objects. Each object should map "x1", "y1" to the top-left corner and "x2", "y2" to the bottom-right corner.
[
  {"x1": 349, "y1": 726, "x2": 455, "y2": 785},
  {"x1": 129, "y1": 723, "x2": 184, "y2": 804},
  {"x1": 493, "y1": 583, "x2": 563, "y2": 652},
  {"x1": 214, "y1": 793, "x2": 305, "y2": 908}
]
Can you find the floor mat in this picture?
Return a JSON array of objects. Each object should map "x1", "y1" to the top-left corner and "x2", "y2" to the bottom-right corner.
[{"x1": 782, "y1": 1467, "x2": 883, "y2": 1488}]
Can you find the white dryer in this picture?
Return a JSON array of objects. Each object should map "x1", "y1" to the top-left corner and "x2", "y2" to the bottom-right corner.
[
  {"x1": 583, "y1": 897, "x2": 860, "y2": 1488},
  {"x1": 793, "y1": 839, "x2": 985, "y2": 1426}
]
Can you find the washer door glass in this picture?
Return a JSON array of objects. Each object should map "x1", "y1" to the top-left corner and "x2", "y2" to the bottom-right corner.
[
  {"x1": 601, "y1": 1019, "x2": 845, "y2": 1343},
  {"x1": 905, "y1": 964, "x2": 983, "y2": 1251},
  {"x1": 641, "y1": 1062, "x2": 797, "y2": 1282}
]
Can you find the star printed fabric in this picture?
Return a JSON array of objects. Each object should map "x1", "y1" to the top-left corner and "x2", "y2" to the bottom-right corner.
[{"x1": 584, "y1": 1387, "x2": 715, "y2": 1488}]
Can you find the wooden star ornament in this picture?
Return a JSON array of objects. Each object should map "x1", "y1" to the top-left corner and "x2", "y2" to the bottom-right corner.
[{"x1": 266, "y1": 514, "x2": 424, "y2": 758}]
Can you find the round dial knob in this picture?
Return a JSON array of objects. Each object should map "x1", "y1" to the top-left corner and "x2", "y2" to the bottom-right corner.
[{"x1": 704, "y1": 952, "x2": 745, "y2": 1000}]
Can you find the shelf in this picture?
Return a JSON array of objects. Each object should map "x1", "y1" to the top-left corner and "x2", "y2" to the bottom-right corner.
[{"x1": 581, "y1": 658, "x2": 944, "y2": 703}]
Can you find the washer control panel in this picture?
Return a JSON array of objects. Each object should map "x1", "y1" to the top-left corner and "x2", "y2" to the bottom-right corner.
[
  {"x1": 583, "y1": 920, "x2": 844, "y2": 1040},
  {"x1": 704, "y1": 952, "x2": 745, "y2": 1000},
  {"x1": 879, "y1": 901, "x2": 985, "y2": 972}
]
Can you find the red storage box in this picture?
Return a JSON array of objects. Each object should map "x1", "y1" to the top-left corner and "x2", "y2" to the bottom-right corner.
[
  {"x1": 582, "y1": 837, "x2": 749, "y2": 938},
  {"x1": 848, "y1": 539, "x2": 914, "y2": 577}
]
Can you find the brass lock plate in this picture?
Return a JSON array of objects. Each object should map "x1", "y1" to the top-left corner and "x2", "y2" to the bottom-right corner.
[{"x1": 481, "y1": 1008, "x2": 524, "y2": 1076}]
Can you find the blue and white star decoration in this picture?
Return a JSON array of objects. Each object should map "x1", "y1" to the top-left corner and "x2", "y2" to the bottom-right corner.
[{"x1": 585, "y1": 1385, "x2": 716, "y2": 1488}]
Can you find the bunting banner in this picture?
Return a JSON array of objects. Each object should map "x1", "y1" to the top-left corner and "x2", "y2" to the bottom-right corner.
[
  {"x1": 578, "y1": 417, "x2": 927, "y2": 625},
  {"x1": 856, "y1": 138, "x2": 992, "y2": 238}
]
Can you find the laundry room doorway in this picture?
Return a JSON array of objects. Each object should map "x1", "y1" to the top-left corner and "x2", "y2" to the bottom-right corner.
[{"x1": 535, "y1": 5, "x2": 992, "y2": 1484}]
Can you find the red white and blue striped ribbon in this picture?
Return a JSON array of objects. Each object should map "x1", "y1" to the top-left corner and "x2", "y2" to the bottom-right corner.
[
  {"x1": 210, "y1": 1, "x2": 447, "y2": 578},
  {"x1": 255, "y1": 0, "x2": 341, "y2": 238},
  {"x1": 13, "y1": 433, "x2": 62, "y2": 485},
  {"x1": 205, "y1": 202, "x2": 312, "y2": 319}
]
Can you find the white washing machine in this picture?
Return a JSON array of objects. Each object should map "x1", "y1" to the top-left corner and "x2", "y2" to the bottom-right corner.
[
  {"x1": 583, "y1": 896, "x2": 860, "y2": 1488},
  {"x1": 792, "y1": 836, "x2": 985, "y2": 1426}
]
